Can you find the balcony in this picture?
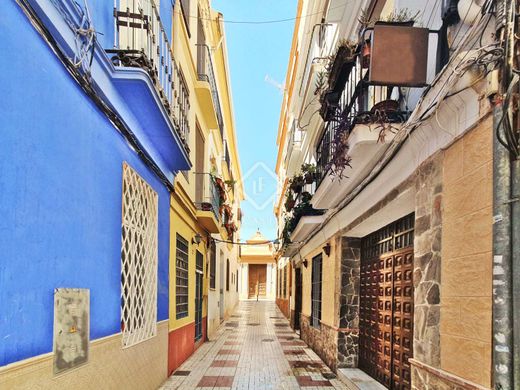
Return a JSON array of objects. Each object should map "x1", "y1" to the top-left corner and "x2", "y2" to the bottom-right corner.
[
  {"x1": 106, "y1": 0, "x2": 191, "y2": 170},
  {"x1": 196, "y1": 44, "x2": 224, "y2": 139},
  {"x1": 312, "y1": 49, "x2": 409, "y2": 210},
  {"x1": 282, "y1": 186, "x2": 325, "y2": 249},
  {"x1": 195, "y1": 174, "x2": 221, "y2": 234}
]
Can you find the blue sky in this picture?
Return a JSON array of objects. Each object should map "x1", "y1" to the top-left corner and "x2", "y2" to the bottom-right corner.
[{"x1": 213, "y1": 0, "x2": 297, "y2": 242}]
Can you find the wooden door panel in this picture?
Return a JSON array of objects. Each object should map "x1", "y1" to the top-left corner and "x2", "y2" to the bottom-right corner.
[{"x1": 359, "y1": 214, "x2": 414, "y2": 390}]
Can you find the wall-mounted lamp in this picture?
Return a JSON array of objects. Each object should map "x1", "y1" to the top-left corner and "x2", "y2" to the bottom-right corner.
[
  {"x1": 273, "y1": 239, "x2": 281, "y2": 252},
  {"x1": 323, "y1": 243, "x2": 331, "y2": 257},
  {"x1": 302, "y1": 259, "x2": 308, "y2": 268},
  {"x1": 192, "y1": 233, "x2": 203, "y2": 246}
]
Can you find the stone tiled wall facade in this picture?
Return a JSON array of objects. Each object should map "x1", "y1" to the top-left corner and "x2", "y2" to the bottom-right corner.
[
  {"x1": 413, "y1": 152, "x2": 443, "y2": 368},
  {"x1": 410, "y1": 359, "x2": 489, "y2": 390},
  {"x1": 439, "y1": 118, "x2": 493, "y2": 388},
  {"x1": 300, "y1": 315, "x2": 339, "y2": 371},
  {"x1": 0, "y1": 321, "x2": 169, "y2": 390},
  {"x1": 337, "y1": 237, "x2": 360, "y2": 368}
]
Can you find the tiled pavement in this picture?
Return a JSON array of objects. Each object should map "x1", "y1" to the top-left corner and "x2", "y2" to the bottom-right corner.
[{"x1": 160, "y1": 301, "x2": 350, "y2": 390}]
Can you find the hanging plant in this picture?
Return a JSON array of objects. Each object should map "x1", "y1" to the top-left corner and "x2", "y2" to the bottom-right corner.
[
  {"x1": 214, "y1": 177, "x2": 227, "y2": 204},
  {"x1": 300, "y1": 191, "x2": 312, "y2": 203},
  {"x1": 327, "y1": 119, "x2": 353, "y2": 180},
  {"x1": 289, "y1": 175, "x2": 304, "y2": 194},
  {"x1": 326, "y1": 39, "x2": 358, "y2": 93},
  {"x1": 301, "y1": 163, "x2": 317, "y2": 184},
  {"x1": 285, "y1": 191, "x2": 296, "y2": 212}
]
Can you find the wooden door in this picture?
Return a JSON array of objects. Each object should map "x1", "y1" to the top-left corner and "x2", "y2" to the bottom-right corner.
[
  {"x1": 359, "y1": 214, "x2": 414, "y2": 390},
  {"x1": 294, "y1": 268, "x2": 302, "y2": 330},
  {"x1": 248, "y1": 264, "x2": 267, "y2": 298}
]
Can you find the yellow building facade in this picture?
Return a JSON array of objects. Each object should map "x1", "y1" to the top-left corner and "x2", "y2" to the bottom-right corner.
[{"x1": 168, "y1": 0, "x2": 243, "y2": 374}]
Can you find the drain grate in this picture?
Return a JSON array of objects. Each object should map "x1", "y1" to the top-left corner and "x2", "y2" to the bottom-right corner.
[
  {"x1": 262, "y1": 338, "x2": 274, "y2": 342},
  {"x1": 322, "y1": 372, "x2": 337, "y2": 380},
  {"x1": 173, "y1": 371, "x2": 191, "y2": 376},
  {"x1": 247, "y1": 323, "x2": 260, "y2": 326},
  {"x1": 226, "y1": 321, "x2": 239, "y2": 328}
]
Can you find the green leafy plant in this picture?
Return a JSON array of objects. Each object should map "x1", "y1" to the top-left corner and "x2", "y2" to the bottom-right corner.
[
  {"x1": 300, "y1": 191, "x2": 312, "y2": 203},
  {"x1": 301, "y1": 163, "x2": 317, "y2": 184},
  {"x1": 225, "y1": 179, "x2": 237, "y2": 189},
  {"x1": 289, "y1": 174, "x2": 304, "y2": 193},
  {"x1": 285, "y1": 191, "x2": 296, "y2": 212},
  {"x1": 383, "y1": 8, "x2": 421, "y2": 23}
]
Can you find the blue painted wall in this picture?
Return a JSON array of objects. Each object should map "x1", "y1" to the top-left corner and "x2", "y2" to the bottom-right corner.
[{"x1": 0, "y1": 2, "x2": 172, "y2": 366}]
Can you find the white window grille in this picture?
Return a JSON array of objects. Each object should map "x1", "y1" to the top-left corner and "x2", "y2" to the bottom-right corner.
[{"x1": 121, "y1": 163, "x2": 158, "y2": 348}]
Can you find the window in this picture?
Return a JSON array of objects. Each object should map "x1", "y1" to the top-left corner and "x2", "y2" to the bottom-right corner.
[
  {"x1": 174, "y1": 67, "x2": 190, "y2": 143},
  {"x1": 176, "y1": 234, "x2": 189, "y2": 319},
  {"x1": 180, "y1": 0, "x2": 190, "y2": 36},
  {"x1": 121, "y1": 163, "x2": 158, "y2": 347},
  {"x1": 236, "y1": 270, "x2": 239, "y2": 292},
  {"x1": 311, "y1": 254, "x2": 323, "y2": 328},
  {"x1": 195, "y1": 251, "x2": 203, "y2": 341},
  {"x1": 226, "y1": 259, "x2": 230, "y2": 291},
  {"x1": 209, "y1": 240, "x2": 216, "y2": 289}
]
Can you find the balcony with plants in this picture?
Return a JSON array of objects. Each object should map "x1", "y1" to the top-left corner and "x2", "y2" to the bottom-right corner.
[
  {"x1": 211, "y1": 175, "x2": 237, "y2": 240},
  {"x1": 281, "y1": 164, "x2": 325, "y2": 252},
  {"x1": 106, "y1": 0, "x2": 191, "y2": 166},
  {"x1": 311, "y1": 11, "x2": 426, "y2": 210}
]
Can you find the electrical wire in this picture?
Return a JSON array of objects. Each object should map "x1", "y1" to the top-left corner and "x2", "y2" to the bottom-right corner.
[
  {"x1": 176, "y1": 1, "x2": 356, "y2": 25},
  {"x1": 212, "y1": 237, "x2": 279, "y2": 246},
  {"x1": 287, "y1": 3, "x2": 502, "y2": 256}
]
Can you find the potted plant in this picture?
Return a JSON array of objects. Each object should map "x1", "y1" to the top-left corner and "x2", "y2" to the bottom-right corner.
[
  {"x1": 300, "y1": 191, "x2": 312, "y2": 203},
  {"x1": 225, "y1": 179, "x2": 236, "y2": 190},
  {"x1": 327, "y1": 40, "x2": 358, "y2": 93},
  {"x1": 301, "y1": 163, "x2": 317, "y2": 184},
  {"x1": 200, "y1": 202, "x2": 213, "y2": 211},
  {"x1": 285, "y1": 191, "x2": 296, "y2": 212},
  {"x1": 289, "y1": 175, "x2": 304, "y2": 194}
]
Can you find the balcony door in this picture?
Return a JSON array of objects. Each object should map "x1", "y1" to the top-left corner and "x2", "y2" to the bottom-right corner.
[
  {"x1": 195, "y1": 125, "x2": 205, "y2": 204},
  {"x1": 117, "y1": 0, "x2": 158, "y2": 55},
  {"x1": 197, "y1": 9, "x2": 207, "y2": 77}
]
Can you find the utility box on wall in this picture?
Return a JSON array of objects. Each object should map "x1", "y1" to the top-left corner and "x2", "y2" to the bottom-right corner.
[
  {"x1": 53, "y1": 288, "x2": 90, "y2": 375},
  {"x1": 369, "y1": 22, "x2": 429, "y2": 87}
]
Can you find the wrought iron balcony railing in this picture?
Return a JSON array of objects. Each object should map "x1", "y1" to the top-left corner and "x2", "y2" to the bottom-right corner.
[
  {"x1": 108, "y1": 0, "x2": 190, "y2": 150},
  {"x1": 197, "y1": 44, "x2": 225, "y2": 139},
  {"x1": 195, "y1": 173, "x2": 221, "y2": 221},
  {"x1": 316, "y1": 50, "x2": 409, "y2": 184}
]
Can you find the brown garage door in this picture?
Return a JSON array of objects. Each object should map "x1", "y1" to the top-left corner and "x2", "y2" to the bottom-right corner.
[{"x1": 359, "y1": 214, "x2": 414, "y2": 389}]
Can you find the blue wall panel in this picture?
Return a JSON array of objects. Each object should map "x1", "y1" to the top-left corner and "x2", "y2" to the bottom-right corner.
[{"x1": 0, "y1": 2, "x2": 170, "y2": 366}]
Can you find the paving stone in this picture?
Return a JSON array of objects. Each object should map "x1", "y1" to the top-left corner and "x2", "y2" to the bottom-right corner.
[{"x1": 159, "y1": 301, "x2": 349, "y2": 389}]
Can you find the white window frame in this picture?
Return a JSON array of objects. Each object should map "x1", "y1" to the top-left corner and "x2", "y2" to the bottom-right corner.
[{"x1": 120, "y1": 163, "x2": 158, "y2": 348}]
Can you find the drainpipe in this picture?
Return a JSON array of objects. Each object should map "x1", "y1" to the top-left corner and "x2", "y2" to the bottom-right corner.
[
  {"x1": 492, "y1": 1, "x2": 514, "y2": 388},
  {"x1": 492, "y1": 99, "x2": 513, "y2": 390}
]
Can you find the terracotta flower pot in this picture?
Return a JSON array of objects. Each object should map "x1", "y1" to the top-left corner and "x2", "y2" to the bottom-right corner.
[{"x1": 362, "y1": 41, "x2": 371, "y2": 69}]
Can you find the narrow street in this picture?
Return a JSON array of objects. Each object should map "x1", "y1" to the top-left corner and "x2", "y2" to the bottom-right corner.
[{"x1": 161, "y1": 301, "x2": 349, "y2": 390}]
